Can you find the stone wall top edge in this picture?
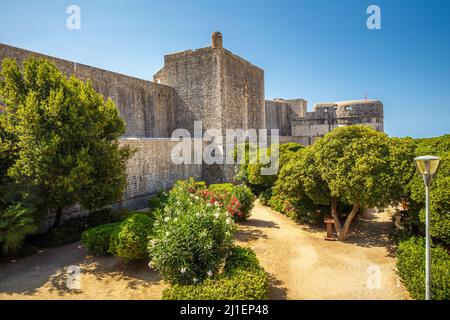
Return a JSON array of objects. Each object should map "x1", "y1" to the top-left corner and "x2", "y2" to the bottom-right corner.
[
  {"x1": 223, "y1": 49, "x2": 264, "y2": 72},
  {"x1": 164, "y1": 46, "x2": 212, "y2": 60},
  {"x1": 0, "y1": 43, "x2": 174, "y2": 91}
]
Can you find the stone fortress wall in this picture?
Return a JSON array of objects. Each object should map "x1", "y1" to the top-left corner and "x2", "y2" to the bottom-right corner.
[{"x1": 0, "y1": 32, "x2": 384, "y2": 219}]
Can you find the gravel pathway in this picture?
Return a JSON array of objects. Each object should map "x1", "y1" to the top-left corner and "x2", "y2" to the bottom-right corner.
[{"x1": 235, "y1": 201, "x2": 409, "y2": 300}]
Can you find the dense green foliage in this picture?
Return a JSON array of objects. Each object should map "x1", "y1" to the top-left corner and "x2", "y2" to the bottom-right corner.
[
  {"x1": 0, "y1": 57, "x2": 133, "y2": 230},
  {"x1": 110, "y1": 213, "x2": 154, "y2": 260},
  {"x1": 235, "y1": 142, "x2": 303, "y2": 194},
  {"x1": 266, "y1": 126, "x2": 411, "y2": 239},
  {"x1": 0, "y1": 204, "x2": 37, "y2": 254},
  {"x1": 163, "y1": 247, "x2": 269, "y2": 300},
  {"x1": 408, "y1": 135, "x2": 450, "y2": 244},
  {"x1": 397, "y1": 237, "x2": 450, "y2": 300},
  {"x1": 81, "y1": 212, "x2": 153, "y2": 260},
  {"x1": 148, "y1": 180, "x2": 235, "y2": 285},
  {"x1": 81, "y1": 222, "x2": 121, "y2": 255}
]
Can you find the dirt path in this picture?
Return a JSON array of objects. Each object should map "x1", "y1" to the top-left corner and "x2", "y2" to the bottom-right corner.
[
  {"x1": 0, "y1": 243, "x2": 166, "y2": 300},
  {"x1": 235, "y1": 201, "x2": 409, "y2": 300}
]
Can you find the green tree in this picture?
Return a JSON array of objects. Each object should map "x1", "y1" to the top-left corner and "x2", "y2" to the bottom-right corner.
[
  {"x1": 0, "y1": 57, "x2": 133, "y2": 229},
  {"x1": 314, "y1": 126, "x2": 398, "y2": 240},
  {"x1": 388, "y1": 137, "x2": 417, "y2": 203},
  {"x1": 242, "y1": 142, "x2": 303, "y2": 194},
  {"x1": 409, "y1": 134, "x2": 450, "y2": 244}
]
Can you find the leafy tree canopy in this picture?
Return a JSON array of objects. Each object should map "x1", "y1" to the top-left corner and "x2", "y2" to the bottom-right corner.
[{"x1": 0, "y1": 57, "x2": 134, "y2": 228}]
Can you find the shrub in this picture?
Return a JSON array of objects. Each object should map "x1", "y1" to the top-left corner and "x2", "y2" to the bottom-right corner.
[
  {"x1": 268, "y1": 194, "x2": 327, "y2": 224},
  {"x1": 110, "y1": 213, "x2": 154, "y2": 261},
  {"x1": 148, "y1": 181, "x2": 235, "y2": 285},
  {"x1": 0, "y1": 204, "x2": 37, "y2": 254},
  {"x1": 397, "y1": 236, "x2": 450, "y2": 300},
  {"x1": 148, "y1": 192, "x2": 165, "y2": 210},
  {"x1": 163, "y1": 247, "x2": 269, "y2": 300},
  {"x1": 208, "y1": 183, "x2": 234, "y2": 194},
  {"x1": 208, "y1": 183, "x2": 255, "y2": 221},
  {"x1": 231, "y1": 185, "x2": 255, "y2": 220},
  {"x1": 259, "y1": 188, "x2": 272, "y2": 206},
  {"x1": 81, "y1": 222, "x2": 120, "y2": 255}
]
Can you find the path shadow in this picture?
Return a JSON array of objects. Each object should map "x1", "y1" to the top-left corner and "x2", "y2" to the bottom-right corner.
[
  {"x1": 235, "y1": 218, "x2": 279, "y2": 242},
  {"x1": 299, "y1": 224, "x2": 325, "y2": 234},
  {"x1": 240, "y1": 218, "x2": 280, "y2": 229},
  {"x1": 267, "y1": 273, "x2": 288, "y2": 300},
  {"x1": 0, "y1": 243, "x2": 87, "y2": 295},
  {"x1": 344, "y1": 210, "x2": 396, "y2": 257},
  {"x1": 84, "y1": 258, "x2": 162, "y2": 290}
]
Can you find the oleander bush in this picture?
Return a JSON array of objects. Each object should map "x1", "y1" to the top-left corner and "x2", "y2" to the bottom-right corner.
[
  {"x1": 81, "y1": 222, "x2": 120, "y2": 255},
  {"x1": 162, "y1": 247, "x2": 269, "y2": 300},
  {"x1": 397, "y1": 236, "x2": 450, "y2": 300},
  {"x1": 110, "y1": 213, "x2": 154, "y2": 261},
  {"x1": 208, "y1": 183, "x2": 255, "y2": 221},
  {"x1": 148, "y1": 180, "x2": 235, "y2": 285}
]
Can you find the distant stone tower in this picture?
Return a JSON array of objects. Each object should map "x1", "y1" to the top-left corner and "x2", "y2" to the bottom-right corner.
[{"x1": 211, "y1": 31, "x2": 223, "y2": 49}]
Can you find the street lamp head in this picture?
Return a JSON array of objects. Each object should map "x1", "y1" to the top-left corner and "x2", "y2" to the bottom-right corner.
[{"x1": 414, "y1": 155, "x2": 441, "y2": 187}]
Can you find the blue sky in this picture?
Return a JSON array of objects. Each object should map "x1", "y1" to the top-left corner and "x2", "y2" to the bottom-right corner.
[{"x1": 0, "y1": 0, "x2": 449, "y2": 138}]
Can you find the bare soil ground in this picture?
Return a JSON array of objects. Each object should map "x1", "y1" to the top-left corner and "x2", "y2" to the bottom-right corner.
[
  {"x1": 235, "y1": 201, "x2": 410, "y2": 300},
  {"x1": 0, "y1": 243, "x2": 166, "y2": 300},
  {"x1": 0, "y1": 201, "x2": 409, "y2": 300}
]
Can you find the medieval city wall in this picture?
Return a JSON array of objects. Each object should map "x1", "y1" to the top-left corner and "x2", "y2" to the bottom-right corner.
[
  {"x1": 116, "y1": 138, "x2": 204, "y2": 209},
  {"x1": 0, "y1": 43, "x2": 177, "y2": 138},
  {"x1": 42, "y1": 138, "x2": 204, "y2": 229}
]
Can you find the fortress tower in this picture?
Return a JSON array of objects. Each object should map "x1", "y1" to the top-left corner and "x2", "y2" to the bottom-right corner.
[
  {"x1": 291, "y1": 100, "x2": 384, "y2": 145},
  {"x1": 153, "y1": 32, "x2": 265, "y2": 136}
]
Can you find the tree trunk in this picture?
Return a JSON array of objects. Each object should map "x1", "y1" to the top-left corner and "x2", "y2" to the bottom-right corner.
[
  {"x1": 52, "y1": 207, "x2": 63, "y2": 230},
  {"x1": 338, "y1": 203, "x2": 360, "y2": 241},
  {"x1": 330, "y1": 198, "x2": 342, "y2": 236}
]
